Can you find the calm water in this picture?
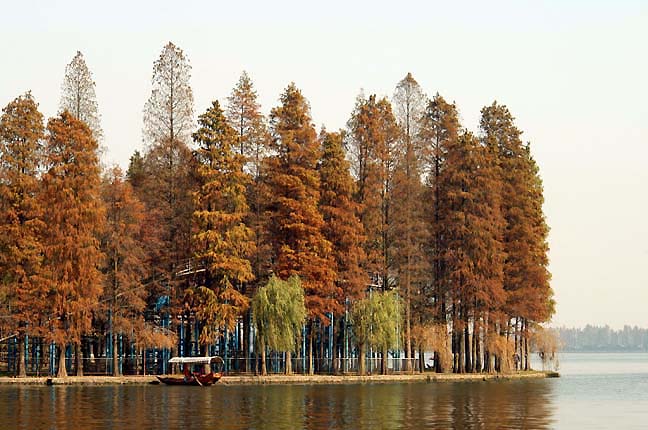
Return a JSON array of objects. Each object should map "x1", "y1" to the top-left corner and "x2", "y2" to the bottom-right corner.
[{"x1": 1, "y1": 353, "x2": 647, "y2": 429}]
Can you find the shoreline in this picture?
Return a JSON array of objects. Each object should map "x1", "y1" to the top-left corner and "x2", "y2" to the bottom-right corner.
[{"x1": 0, "y1": 370, "x2": 558, "y2": 386}]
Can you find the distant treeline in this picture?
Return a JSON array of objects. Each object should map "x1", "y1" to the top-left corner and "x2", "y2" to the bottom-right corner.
[{"x1": 558, "y1": 326, "x2": 648, "y2": 352}]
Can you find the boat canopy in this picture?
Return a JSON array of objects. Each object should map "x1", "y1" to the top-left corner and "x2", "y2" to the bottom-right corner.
[{"x1": 168, "y1": 356, "x2": 223, "y2": 365}]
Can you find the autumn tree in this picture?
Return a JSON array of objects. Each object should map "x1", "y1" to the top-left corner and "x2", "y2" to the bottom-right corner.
[
  {"x1": 418, "y1": 94, "x2": 460, "y2": 372},
  {"x1": 189, "y1": 100, "x2": 254, "y2": 355},
  {"x1": 318, "y1": 129, "x2": 368, "y2": 372},
  {"x1": 100, "y1": 166, "x2": 148, "y2": 376},
  {"x1": 347, "y1": 94, "x2": 400, "y2": 291},
  {"x1": 392, "y1": 73, "x2": 428, "y2": 371},
  {"x1": 135, "y1": 42, "x2": 197, "y2": 343},
  {"x1": 267, "y1": 83, "x2": 339, "y2": 374},
  {"x1": 319, "y1": 130, "x2": 367, "y2": 303},
  {"x1": 0, "y1": 93, "x2": 45, "y2": 377},
  {"x1": 437, "y1": 130, "x2": 505, "y2": 373},
  {"x1": 479, "y1": 103, "x2": 553, "y2": 370},
  {"x1": 226, "y1": 71, "x2": 271, "y2": 371},
  {"x1": 59, "y1": 51, "x2": 103, "y2": 141},
  {"x1": 252, "y1": 276, "x2": 307, "y2": 375},
  {"x1": 41, "y1": 112, "x2": 105, "y2": 377},
  {"x1": 143, "y1": 42, "x2": 194, "y2": 146}
]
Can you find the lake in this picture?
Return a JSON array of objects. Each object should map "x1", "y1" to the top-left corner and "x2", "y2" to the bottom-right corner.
[{"x1": 1, "y1": 353, "x2": 647, "y2": 429}]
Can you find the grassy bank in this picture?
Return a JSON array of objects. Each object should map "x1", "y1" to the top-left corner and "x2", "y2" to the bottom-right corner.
[{"x1": 0, "y1": 370, "x2": 558, "y2": 386}]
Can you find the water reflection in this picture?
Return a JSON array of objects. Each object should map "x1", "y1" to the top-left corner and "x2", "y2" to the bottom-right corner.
[{"x1": 5, "y1": 379, "x2": 555, "y2": 429}]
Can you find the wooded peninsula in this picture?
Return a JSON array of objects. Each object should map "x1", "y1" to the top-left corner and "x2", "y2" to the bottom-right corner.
[{"x1": 0, "y1": 42, "x2": 555, "y2": 379}]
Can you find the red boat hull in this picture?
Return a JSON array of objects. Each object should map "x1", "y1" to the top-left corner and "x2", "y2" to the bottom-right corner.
[{"x1": 156, "y1": 372, "x2": 222, "y2": 386}]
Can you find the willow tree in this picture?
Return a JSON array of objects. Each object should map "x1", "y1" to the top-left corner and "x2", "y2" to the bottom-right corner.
[
  {"x1": 59, "y1": 51, "x2": 102, "y2": 140},
  {"x1": 0, "y1": 93, "x2": 45, "y2": 377},
  {"x1": 418, "y1": 94, "x2": 460, "y2": 372},
  {"x1": 267, "y1": 83, "x2": 339, "y2": 374},
  {"x1": 101, "y1": 166, "x2": 148, "y2": 376},
  {"x1": 190, "y1": 100, "x2": 254, "y2": 355},
  {"x1": 252, "y1": 276, "x2": 306, "y2": 375},
  {"x1": 226, "y1": 71, "x2": 271, "y2": 371},
  {"x1": 41, "y1": 112, "x2": 105, "y2": 377},
  {"x1": 351, "y1": 290, "x2": 399, "y2": 375}
]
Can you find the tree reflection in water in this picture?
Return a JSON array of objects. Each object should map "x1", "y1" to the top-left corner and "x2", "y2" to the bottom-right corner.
[{"x1": 5, "y1": 380, "x2": 554, "y2": 429}]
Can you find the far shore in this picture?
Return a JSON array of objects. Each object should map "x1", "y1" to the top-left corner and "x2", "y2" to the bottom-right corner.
[{"x1": 0, "y1": 370, "x2": 558, "y2": 386}]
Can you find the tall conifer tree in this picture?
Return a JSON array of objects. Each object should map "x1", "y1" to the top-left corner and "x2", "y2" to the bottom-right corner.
[
  {"x1": 41, "y1": 112, "x2": 104, "y2": 377},
  {"x1": 392, "y1": 73, "x2": 428, "y2": 370},
  {"x1": 226, "y1": 72, "x2": 271, "y2": 370},
  {"x1": 347, "y1": 94, "x2": 400, "y2": 291},
  {"x1": 418, "y1": 94, "x2": 460, "y2": 371},
  {"x1": 101, "y1": 166, "x2": 148, "y2": 376},
  {"x1": 437, "y1": 131, "x2": 505, "y2": 373},
  {"x1": 137, "y1": 42, "x2": 197, "y2": 337},
  {"x1": 191, "y1": 100, "x2": 254, "y2": 351},
  {"x1": 0, "y1": 93, "x2": 45, "y2": 377},
  {"x1": 267, "y1": 83, "x2": 338, "y2": 374},
  {"x1": 59, "y1": 51, "x2": 103, "y2": 140}
]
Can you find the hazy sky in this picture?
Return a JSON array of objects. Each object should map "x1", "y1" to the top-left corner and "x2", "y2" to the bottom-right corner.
[{"x1": 1, "y1": 0, "x2": 646, "y2": 329}]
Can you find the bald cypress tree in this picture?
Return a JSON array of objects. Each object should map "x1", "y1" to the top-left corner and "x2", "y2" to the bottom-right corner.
[
  {"x1": 190, "y1": 100, "x2": 254, "y2": 353},
  {"x1": 59, "y1": 51, "x2": 103, "y2": 141},
  {"x1": 41, "y1": 112, "x2": 104, "y2": 377},
  {"x1": 319, "y1": 130, "x2": 367, "y2": 302},
  {"x1": 101, "y1": 166, "x2": 148, "y2": 376},
  {"x1": 267, "y1": 83, "x2": 338, "y2": 374},
  {"x1": 347, "y1": 94, "x2": 400, "y2": 291},
  {"x1": 479, "y1": 103, "x2": 553, "y2": 370},
  {"x1": 418, "y1": 94, "x2": 460, "y2": 372},
  {"x1": 137, "y1": 42, "x2": 197, "y2": 345},
  {"x1": 438, "y1": 131, "x2": 505, "y2": 373},
  {"x1": 0, "y1": 93, "x2": 46, "y2": 377},
  {"x1": 143, "y1": 42, "x2": 194, "y2": 146},
  {"x1": 319, "y1": 129, "x2": 368, "y2": 372},
  {"x1": 226, "y1": 72, "x2": 271, "y2": 371},
  {"x1": 392, "y1": 73, "x2": 428, "y2": 371}
]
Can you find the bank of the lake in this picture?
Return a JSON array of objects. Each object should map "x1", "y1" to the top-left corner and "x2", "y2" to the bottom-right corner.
[{"x1": 0, "y1": 370, "x2": 557, "y2": 386}]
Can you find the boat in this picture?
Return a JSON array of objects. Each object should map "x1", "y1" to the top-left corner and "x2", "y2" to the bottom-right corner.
[{"x1": 156, "y1": 356, "x2": 224, "y2": 386}]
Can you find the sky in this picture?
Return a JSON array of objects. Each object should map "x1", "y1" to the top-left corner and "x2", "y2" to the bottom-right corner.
[{"x1": 1, "y1": 0, "x2": 646, "y2": 329}]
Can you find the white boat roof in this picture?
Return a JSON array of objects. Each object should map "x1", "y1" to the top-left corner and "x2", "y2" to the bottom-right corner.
[{"x1": 168, "y1": 356, "x2": 223, "y2": 364}]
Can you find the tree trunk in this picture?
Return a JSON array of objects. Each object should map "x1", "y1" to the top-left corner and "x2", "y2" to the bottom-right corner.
[
  {"x1": 458, "y1": 328, "x2": 465, "y2": 373},
  {"x1": 418, "y1": 348, "x2": 424, "y2": 373},
  {"x1": 464, "y1": 324, "x2": 472, "y2": 373},
  {"x1": 112, "y1": 332, "x2": 120, "y2": 376},
  {"x1": 75, "y1": 342, "x2": 83, "y2": 376},
  {"x1": 142, "y1": 349, "x2": 146, "y2": 376},
  {"x1": 285, "y1": 351, "x2": 292, "y2": 375},
  {"x1": 358, "y1": 343, "x2": 366, "y2": 376},
  {"x1": 57, "y1": 345, "x2": 68, "y2": 378},
  {"x1": 381, "y1": 347, "x2": 387, "y2": 375},
  {"x1": 475, "y1": 321, "x2": 482, "y2": 373},
  {"x1": 17, "y1": 334, "x2": 27, "y2": 378},
  {"x1": 260, "y1": 343, "x2": 267, "y2": 376},
  {"x1": 405, "y1": 282, "x2": 412, "y2": 373},
  {"x1": 243, "y1": 309, "x2": 251, "y2": 373},
  {"x1": 308, "y1": 324, "x2": 315, "y2": 375}
]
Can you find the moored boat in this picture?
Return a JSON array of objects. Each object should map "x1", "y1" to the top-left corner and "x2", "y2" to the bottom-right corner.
[{"x1": 156, "y1": 356, "x2": 223, "y2": 386}]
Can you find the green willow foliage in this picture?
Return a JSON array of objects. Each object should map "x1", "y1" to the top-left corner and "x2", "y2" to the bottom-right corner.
[{"x1": 252, "y1": 275, "x2": 306, "y2": 354}]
